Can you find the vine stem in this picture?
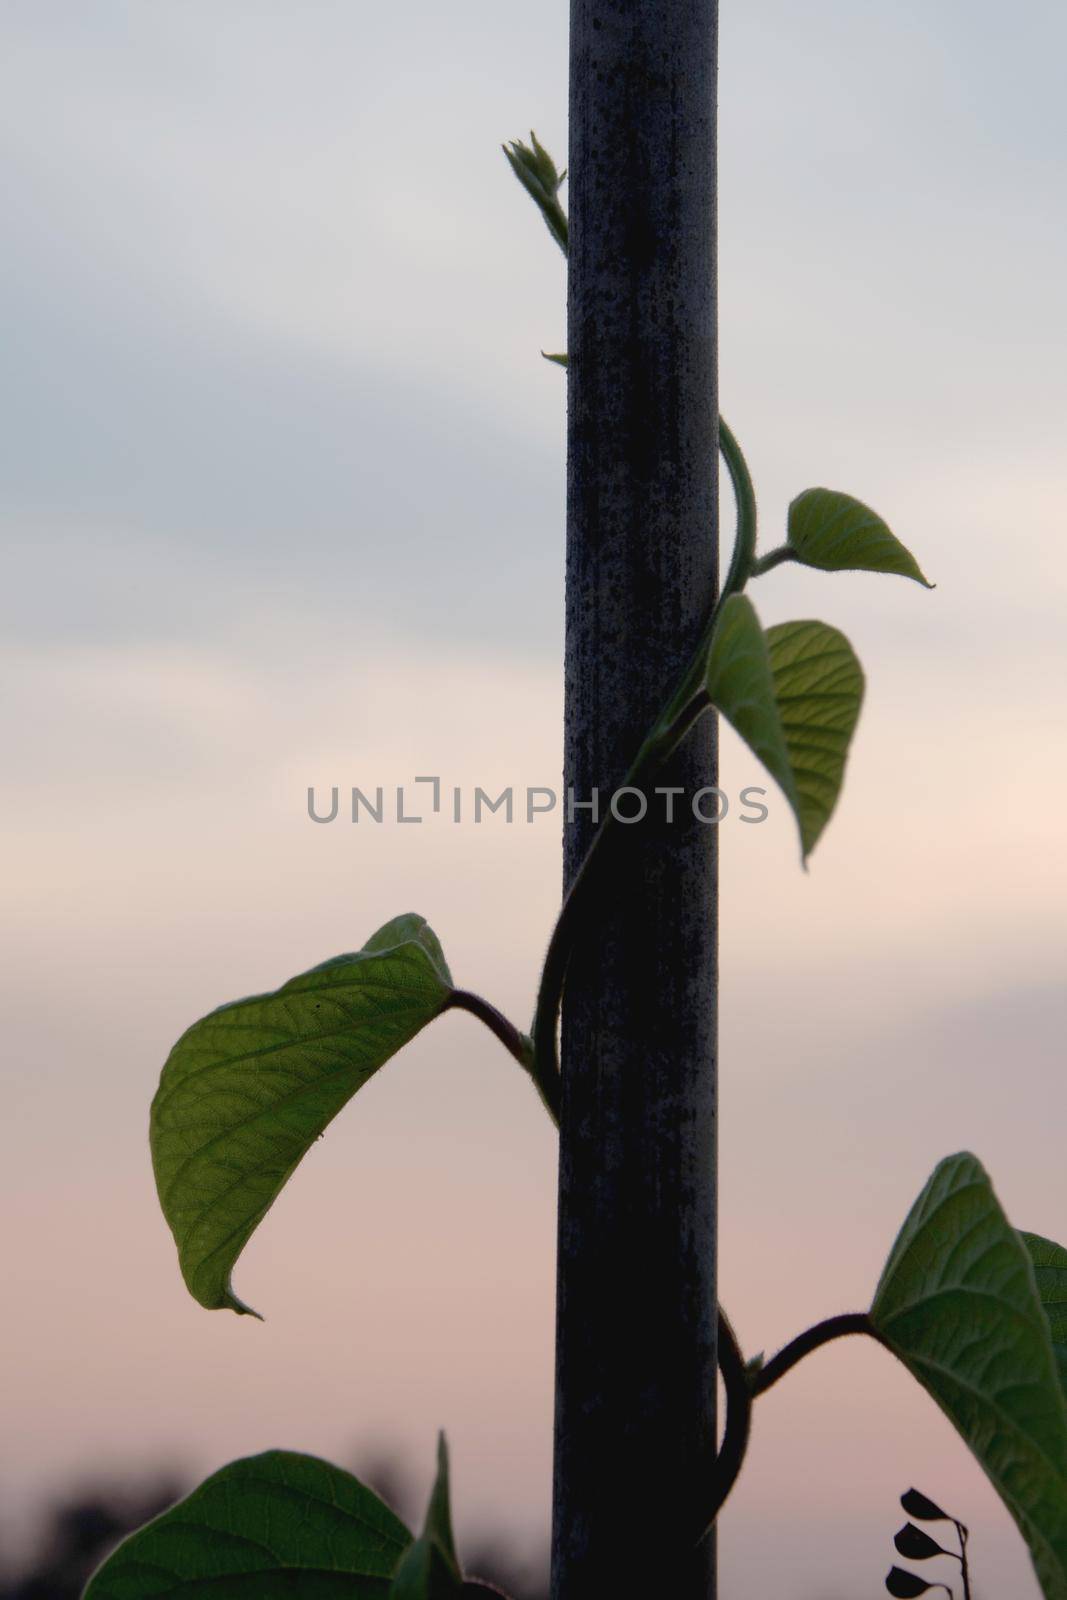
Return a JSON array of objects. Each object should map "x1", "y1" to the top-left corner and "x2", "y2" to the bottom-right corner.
[
  {"x1": 956, "y1": 1519, "x2": 972, "y2": 1600},
  {"x1": 510, "y1": 146, "x2": 764, "y2": 1118},
  {"x1": 530, "y1": 418, "x2": 758, "y2": 1107},
  {"x1": 449, "y1": 990, "x2": 881, "y2": 1527},
  {"x1": 445, "y1": 996, "x2": 754, "y2": 1526},
  {"x1": 697, "y1": 1310, "x2": 752, "y2": 1539},
  {"x1": 505, "y1": 145, "x2": 874, "y2": 1552},
  {"x1": 528, "y1": 685, "x2": 709, "y2": 1117},
  {"x1": 521, "y1": 420, "x2": 762, "y2": 1524},
  {"x1": 449, "y1": 394, "x2": 774, "y2": 1528},
  {"x1": 718, "y1": 419, "x2": 759, "y2": 602}
]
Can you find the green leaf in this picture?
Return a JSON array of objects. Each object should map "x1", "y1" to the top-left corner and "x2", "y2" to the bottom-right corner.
[
  {"x1": 705, "y1": 598, "x2": 863, "y2": 860},
  {"x1": 1021, "y1": 1232, "x2": 1067, "y2": 1393},
  {"x1": 542, "y1": 351, "x2": 568, "y2": 367},
  {"x1": 787, "y1": 487, "x2": 933, "y2": 586},
  {"x1": 84, "y1": 1450, "x2": 411, "y2": 1598},
  {"x1": 705, "y1": 593, "x2": 799, "y2": 819},
  {"x1": 871, "y1": 1153, "x2": 1067, "y2": 1600},
  {"x1": 151, "y1": 914, "x2": 454, "y2": 1315},
  {"x1": 390, "y1": 1434, "x2": 463, "y2": 1599},
  {"x1": 502, "y1": 133, "x2": 568, "y2": 256},
  {"x1": 765, "y1": 620, "x2": 864, "y2": 858}
]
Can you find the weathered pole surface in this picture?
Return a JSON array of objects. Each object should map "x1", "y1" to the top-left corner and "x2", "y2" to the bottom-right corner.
[{"x1": 552, "y1": 2, "x2": 719, "y2": 1596}]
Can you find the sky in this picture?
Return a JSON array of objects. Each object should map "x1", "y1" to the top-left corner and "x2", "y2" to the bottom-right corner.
[{"x1": 2, "y1": 2, "x2": 1066, "y2": 1595}]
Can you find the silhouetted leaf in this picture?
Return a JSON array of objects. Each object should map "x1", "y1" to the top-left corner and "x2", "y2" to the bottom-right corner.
[
  {"x1": 152, "y1": 914, "x2": 454, "y2": 1314},
  {"x1": 895, "y1": 1523, "x2": 947, "y2": 1561},
  {"x1": 1021, "y1": 1232, "x2": 1067, "y2": 1393},
  {"x1": 390, "y1": 1435, "x2": 463, "y2": 1599},
  {"x1": 901, "y1": 1489, "x2": 952, "y2": 1523},
  {"x1": 873, "y1": 1153, "x2": 1067, "y2": 1600},
  {"x1": 885, "y1": 1567, "x2": 944, "y2": 1598},
  {"x1": 84, "y1": 1452, "x2": 411, "y2": 1598},
  {"x1": 765, "y1": 619, "x2": 864, "y2": 858},
  {"x1": 788, "y1": 488, "x2": 933, "y2": 586}
]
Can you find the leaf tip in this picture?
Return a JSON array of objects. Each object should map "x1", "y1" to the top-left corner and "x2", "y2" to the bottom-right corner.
[{"x1": 223, "y1": 1284, "x2": 264, "y2": 1321}]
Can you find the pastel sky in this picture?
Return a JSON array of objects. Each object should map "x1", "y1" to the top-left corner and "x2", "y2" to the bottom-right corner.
[{"x1": 3, "y1": 3, "x2": 1066, "y2": 1595}]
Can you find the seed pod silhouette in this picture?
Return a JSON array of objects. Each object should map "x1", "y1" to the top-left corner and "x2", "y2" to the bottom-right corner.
[
  {"x1": 895, "y1": 1522, "x2": 949, "y2": 1561},
  {"x1": 901, "y1": 1488, "x2": 952, "y2": 1522}
]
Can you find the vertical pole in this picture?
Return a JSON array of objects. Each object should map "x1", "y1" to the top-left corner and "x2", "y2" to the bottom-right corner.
[{"x1": 552, "y1": 2, "x2": 719, "y2": 1597}]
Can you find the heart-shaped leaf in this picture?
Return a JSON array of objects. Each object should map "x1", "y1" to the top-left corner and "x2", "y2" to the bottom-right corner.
[
  {"x1": 84, "y1": 1451, "x2": 411, "y2": 1598},
  {"x1": 872, "y1": 1154, "x2": 1067, "y2": 1600},
  {"x1": 390, "y1": 1435, "x2": 463, "y2": 1599},
  {"x1": 704, "y1": 598, "x2": 863, "y2": 860},
  {"x1": 705, "y1": 593, "x2": 798, "y2": 815},
  {"x1": 152, "y1": 914, "x2": 454, "y2": 1315},
  {"x1": 1021, "y1": 1232, "x2": 1067, "y2": 1393},
  {"x1": 788, "y1": 488, "x2": 932, "y2": 586},
  {"x1": 765, "y1": 619, "x2": 864, "y2": 858}
]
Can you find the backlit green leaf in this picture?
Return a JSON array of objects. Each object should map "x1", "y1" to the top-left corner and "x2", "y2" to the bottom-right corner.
[
  {"x1": 704, "y1": 598, "x2": 863, "y2": 860},
  {"x1": 765, "y1": 620, "x2": 864, "y2": 858},
  {"x1": 705, "y1": 593, "x2": 799, "y2": 821},
  {"x1": 788, "y1": 488, "x2": 932, "y2": 586},
  {"x1": 390, "y1": 1435, "x2": 463, "y2": 1599},
  {"x1": 1021, "y1": 1232, "x2": 1067, "y2": 1393},
  {"x1": 85, "y1": 1451, "x2": 411, "y2": 1598},
  {"x1": 503, "y1": 132, "x2": 568, "y2": 256},
  {"x1": 151, "y1": 914, "x2": 454, "y2": 1315},
  {"x1": 872, "y1": 1154, "x2": 1067, "y2": 1600}
]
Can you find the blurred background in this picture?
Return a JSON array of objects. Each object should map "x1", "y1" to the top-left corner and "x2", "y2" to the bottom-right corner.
[{"x1": 2, "y1": 3, "x2": 1065, "y2": 1596}]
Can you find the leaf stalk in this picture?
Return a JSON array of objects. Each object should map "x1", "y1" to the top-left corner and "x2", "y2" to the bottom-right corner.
[{"x1": 750, "y1": 1312, "x2": 882, "y2": 1396}]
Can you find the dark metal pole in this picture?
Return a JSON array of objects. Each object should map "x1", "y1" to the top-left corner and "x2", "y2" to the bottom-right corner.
[{"x1": 552, "y1": 2, "x2": 719, "y2": 1596}]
